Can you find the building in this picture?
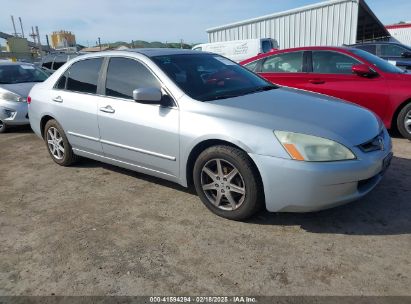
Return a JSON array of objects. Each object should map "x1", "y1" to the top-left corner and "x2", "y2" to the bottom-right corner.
[
  {"x1": 386, "y1": 22, "x2": 411, "y2": 47},
  {"x1": 206, "y1": 0, "x2": 389, "y2": 49},
  {"x1": 5, "y1": 37, "x2": 29, "y2": 53},
  {"x1": 51, "y1": 30, "x2": 76, "y2": 49}
]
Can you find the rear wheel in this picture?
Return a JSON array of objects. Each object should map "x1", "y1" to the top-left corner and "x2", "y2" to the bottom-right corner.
[
  {"x1": 397, "y1": 102, "x2": 411, "y2": 140},
  {"x1": 193, "y1": 145, "x2": 263, "y2": 220},
  {"x1": 44, "y1": 119, "x2": 78, "y2": 166},
  {"x1": 0, "y1": 120, "x2": 6, "y2": 133}
]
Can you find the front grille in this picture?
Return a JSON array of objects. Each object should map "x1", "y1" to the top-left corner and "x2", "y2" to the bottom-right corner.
[{"x1": 358, "y1": 131, "x2": 384, "y2": 153}]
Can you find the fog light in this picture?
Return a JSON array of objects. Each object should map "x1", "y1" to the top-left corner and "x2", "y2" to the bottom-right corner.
[{"x1": 3, "y1": 109, "x2": 16, "y2": 118}]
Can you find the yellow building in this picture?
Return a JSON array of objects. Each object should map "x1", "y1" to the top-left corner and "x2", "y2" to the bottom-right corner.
[{"x1": 51, "y1": 31, "x2": 76, "y2": 49}]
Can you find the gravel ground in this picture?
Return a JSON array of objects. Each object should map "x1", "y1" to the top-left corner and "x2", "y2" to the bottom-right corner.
[{"x1": 0, "y1": 127, "x2": 410, "y2": 296}]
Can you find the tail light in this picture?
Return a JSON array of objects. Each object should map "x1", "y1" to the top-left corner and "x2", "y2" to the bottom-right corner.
[{"x1": 27, "y1": 96, "x2": 32, "y2": 104}]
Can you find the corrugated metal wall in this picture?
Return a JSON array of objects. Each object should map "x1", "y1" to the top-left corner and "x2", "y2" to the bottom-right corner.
[
  {"x1": 388, "y1": 27, "x2": 411, "y2": 47},
  {"x1": 207, "y1": 0, "x2": 360, "y2": 48}
]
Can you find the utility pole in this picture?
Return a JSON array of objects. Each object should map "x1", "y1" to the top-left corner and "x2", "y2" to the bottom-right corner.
[
  {"x1": 36, "y1": 26, "x2": 42, "y2": 54},
  {"x1": 180, "y1": 39, "x2": 183, "y2": 49},
  {"x1": 29, "y1": 26, "x2": 36, "y2": 43},
  {"x1": 46, "y1": 35, "x2": 50, "y2": 50},
  {"x1": 10, "y1": 16, "x2": 18, "y2": 36},
  {"x1": 18, "y1": 17, "x2": 24, "y2": 38},
  {"x1": 98, "y1": 37, "x2": 101, "y2": 51}
]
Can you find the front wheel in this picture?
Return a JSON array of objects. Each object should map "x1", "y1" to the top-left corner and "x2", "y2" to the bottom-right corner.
[
  {"x1": 397, "y1": 102, "x2": 411, "y2": 140},
  {"x1": 44, "y1": 119, "x2": 78, "y2": 166},
  {"x1": 0, "y1": 120, "x2": 7, "y2": 133},
  {"x1": 193, "y1": 145, "x2": 263, "y2": 220}
]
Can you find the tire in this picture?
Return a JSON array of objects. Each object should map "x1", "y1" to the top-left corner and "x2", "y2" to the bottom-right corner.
[
  {"x1": 397, "y1": 102, "x2": 411, "y2": 140},
  {"x1": 193, "y1": 145, "x2": 263, "y2": 220},
  {"x1": 43, "y1": 119, "x2": 78, "y2": 166},
  {"x1": 0, "y1": 120, "x2": 6, "y2": 133}
]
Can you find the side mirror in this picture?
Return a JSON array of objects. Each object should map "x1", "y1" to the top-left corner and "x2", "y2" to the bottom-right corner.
[
  {"x1": 132, "y1": 88, "x2": 162, "y2": 104},
  {"x1": 352, "y1": 64, "x2": 377, "y2": 77},
  {"x1": 401, "y1": 51, "x2": 411, "y2": 58}
]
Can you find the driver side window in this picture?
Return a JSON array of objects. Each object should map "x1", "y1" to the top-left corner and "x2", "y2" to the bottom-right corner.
[
  {"x1": 312, "y1": 51, "x2": 359, "y2": 74},
  {"x1": 105, "y1": 57, "x2": 161, "y2": 99},
  {"x1": 380, "y1": 44, "x2": 407, "y2": 57}
]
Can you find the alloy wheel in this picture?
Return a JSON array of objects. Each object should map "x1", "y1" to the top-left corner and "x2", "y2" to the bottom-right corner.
[
  {"x1": 46, "y1": 127, "x2": 65, "y2": 160},
  {"x1": 200, "y1": 158, "x2": 246, "y2": 211}
]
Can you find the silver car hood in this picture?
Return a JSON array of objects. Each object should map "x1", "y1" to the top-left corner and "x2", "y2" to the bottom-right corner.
[
  {"x1": 0, "y1": 82, "x2": 39, "y2": 98},
  {"x1": 207, "y1": 87, "x2": 382, "y2": 146}
]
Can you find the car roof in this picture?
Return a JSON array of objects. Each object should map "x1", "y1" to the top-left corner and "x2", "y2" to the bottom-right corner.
[
  {"x1": 126, "y1": 48, "x2": 213, "y2": 57},
  {"x1": 0, "y1": 61, "x2": 35, "y2": 66},
  {"x1": 240, "y1": 46, "x2": 356, "y2": 64},
  {"x1": 350, "y1": 41, "x2": 404, "y2": 46}
]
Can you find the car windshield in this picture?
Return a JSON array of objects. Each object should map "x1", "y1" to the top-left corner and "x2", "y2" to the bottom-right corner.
[
  {"x1": 0, "y1": 64, "x2": 49, "y2": 84},
  {"x1": 151, "y1": 54, "x2": 277, "y2": 101},
  {"x1": 350, "y1": 49, "x2": 406, "y2": 74}
]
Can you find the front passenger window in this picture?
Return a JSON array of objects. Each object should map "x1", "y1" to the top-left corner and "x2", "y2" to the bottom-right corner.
[{"x1": 105, "y1": 57, "x2": 161, "y2": 99}]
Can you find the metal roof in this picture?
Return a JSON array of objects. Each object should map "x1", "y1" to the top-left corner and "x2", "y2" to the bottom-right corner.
[
  {"x1": 207, "y1": 0, "x2": 359, "y2": 32},
  {"x1": 206, "y1": 0, "x2": 390, "y2": 46}
]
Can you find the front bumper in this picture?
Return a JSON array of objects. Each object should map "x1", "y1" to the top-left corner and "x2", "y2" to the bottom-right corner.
[
  {"x1": 0, "y1": 100, "x2": 29, "y2": 126},
  {"x1": 249, "y1": 137, "x2": 392, "y2": 212}
]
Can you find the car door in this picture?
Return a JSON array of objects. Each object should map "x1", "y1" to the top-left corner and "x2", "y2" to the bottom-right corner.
[
  {"x1": 303, "y1": 50, "x2": 390, "y2": 119},
  {"x1": 97, "y1": 57, "x2": 179, "y2": 178},
  {"x1": 257, "y1": 51, "x2": 311, "y2": 88},
  {"x1": 51, "y1": 57, "x2": 104, "y2": 155}
]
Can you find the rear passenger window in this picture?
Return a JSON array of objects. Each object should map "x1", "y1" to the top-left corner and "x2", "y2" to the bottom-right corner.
[
  {"x1": 262, "y1": 52, "x2": 303, "y2": 73},
  {"x1": 105, "y1": 57, "x2": 160, "y2": 99},
  {"x1": 356, "y1": 45, "x2": 376, "y2": 54},
  {"x1": 55, "y1": 72, "x2": 67, "y2": 90},
  {"x1": 244, "y1": 61, "x2": 259, "y2": 72},
  {"x1": 52, "y1": 56, "x2": 67, "y2": 70},
  {"x1": 42, "y1": 56, "x2": 54, "y2": 69},
  {"x1": 66, "y1": 58, "x2": 103, "y2": 94}
]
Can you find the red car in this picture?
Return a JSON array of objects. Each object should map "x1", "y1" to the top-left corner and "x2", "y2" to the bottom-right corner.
[{"x1": 241, "y1": 47, "x2": 411, "y2": 140}]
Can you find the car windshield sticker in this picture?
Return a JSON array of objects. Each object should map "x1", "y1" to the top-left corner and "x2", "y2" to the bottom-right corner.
[
  {"x1": 21, "y1": 65, "x2": 35, "y2": 70},
  {"x1": 214, "y1": 57, "x2": 236, "y2": 65}
]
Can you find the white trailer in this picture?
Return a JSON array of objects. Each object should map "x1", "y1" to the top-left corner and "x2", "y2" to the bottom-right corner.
[
  {"x1": 192, "y1": 38, "x2": 279, "y2": 62},
  {"x1": 387, "y1": 23, "x2": 411, "y2": 47}
]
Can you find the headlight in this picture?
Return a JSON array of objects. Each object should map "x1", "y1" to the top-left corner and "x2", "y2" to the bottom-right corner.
[
  {"x1": 0, "y1": 88, "x2": 25, "y2": 102},
  {"x1": 274, "y1": 131, "x2": 356, "y2": 162}
]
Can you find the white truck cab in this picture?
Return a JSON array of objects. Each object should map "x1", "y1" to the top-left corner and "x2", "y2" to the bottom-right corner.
[{"x1": 192, "y1": 38, "x2": 279, "y2": 62}]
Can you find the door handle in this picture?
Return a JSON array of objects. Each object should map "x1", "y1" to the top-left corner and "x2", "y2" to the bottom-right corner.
[
  {"x1": 99, "y1": 105, "x2": 115, "y2": 114},
  {"x1": 309, "y1": 79, "x2": 325, "y2": 84},
  {"x1": 52, "y1": 96, "x2": 63, "y2": 102}
]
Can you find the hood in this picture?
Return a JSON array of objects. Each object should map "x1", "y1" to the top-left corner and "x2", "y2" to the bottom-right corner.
[
  {"x1": 208, "y1": 87, "x2": 382, "y2": 146},
  {"x1": 0, "y1": 82, "x2": 39, "y2": 98}
]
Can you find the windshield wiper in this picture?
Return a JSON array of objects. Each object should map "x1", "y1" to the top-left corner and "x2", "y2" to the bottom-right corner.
[
  {"x1": 244, "y1": 85, "x2": 277, "y2": 94},
  {"x1": 204, "y1": 93, "x2": 243, "y2": 101}
]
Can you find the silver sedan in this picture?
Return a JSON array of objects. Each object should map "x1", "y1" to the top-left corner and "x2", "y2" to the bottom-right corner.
[
  {"x1": 28, "y1": 49, "x2": 392, "y2": 220},
  {"x1": 0, "y1": 61, "x2": 49, "y2": 133}
]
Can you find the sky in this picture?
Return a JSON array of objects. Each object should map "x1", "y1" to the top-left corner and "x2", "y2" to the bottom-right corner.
[{"x1": 1, "y1": 0, "x2": 411, "y2": 46}]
